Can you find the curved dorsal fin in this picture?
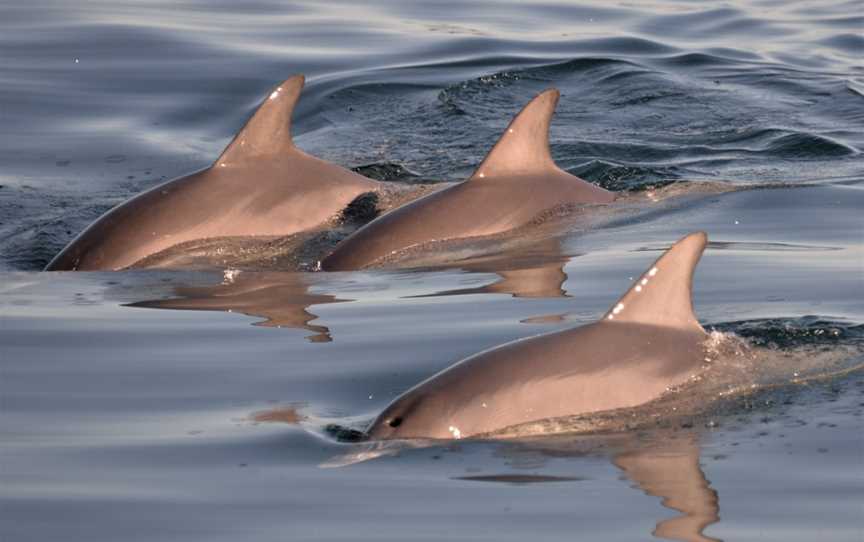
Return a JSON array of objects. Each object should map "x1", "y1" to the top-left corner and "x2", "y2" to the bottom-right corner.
[
  {"x1": 603, "y1": 232, "x2": 707, "y2": 332},
  {"x1": 470, "y1": 88, "x2": 559, "y2": 180},
  {"x1": 217, "y1": 74, "x2": 304, "y2": 166}
]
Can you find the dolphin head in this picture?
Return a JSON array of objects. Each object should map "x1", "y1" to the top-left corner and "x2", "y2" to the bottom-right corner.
[
  {"x1": 367, "y1": 392, "x2": 437, "y2": 440},
  {"x1": 367, "y1": 363, "x2": 513, "y2": 440},
  {"x1": 366, "y1": 384, "x2": 473, "y2": 440}
]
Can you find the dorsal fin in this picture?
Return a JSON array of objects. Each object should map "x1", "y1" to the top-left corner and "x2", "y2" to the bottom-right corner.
[
  {"x1": 216, "y1": 74, "x2": 304, "y2": 166},
  {"x1": 469, "y1": 88, "x2": 559, "y2": 180},
  {"x1": 603, "y1": 232, "x2": 707, "y2": 332}
]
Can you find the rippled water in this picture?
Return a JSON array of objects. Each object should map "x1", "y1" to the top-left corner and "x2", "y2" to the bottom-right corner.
[{"x1": 1, "y1": 1, "x2": 863, "y2": 541}]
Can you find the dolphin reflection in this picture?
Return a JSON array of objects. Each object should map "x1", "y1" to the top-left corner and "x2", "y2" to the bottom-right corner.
[
  {"x1": 473, "y1": 435, "x2": 721, "y2": 542},
  {"x1": 318, "y1": 431, "x2": 721, "y2": 542},
  {"x1": 127, "y1": 271, "x2": 346, "y2": 342},
  {"x1": 411, "y1": 239, "x2": 572, "y2": 299},
  {"x1": 614, "y1": 438, "x2": 721, "y2": 542}
]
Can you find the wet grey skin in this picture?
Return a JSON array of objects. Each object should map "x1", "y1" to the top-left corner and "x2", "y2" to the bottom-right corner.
[
  {"x1": 321, "y1": 88, "x2": 615, "y2": 271},
  {"x1": 45, "y1": 75, "x2": 380, "y2": 271},
  {"x1": 367, "y1": 232, "x2": 710, "y2": 440}
]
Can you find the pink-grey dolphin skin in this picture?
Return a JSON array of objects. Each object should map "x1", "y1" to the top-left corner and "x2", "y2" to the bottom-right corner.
[
  {"x1": 367, "y1": 231, "x2": 710, "y2": 440},
  {"x1": 45, "y1": 75, "x2": 379, "y2": 271},
  {"x1": 321, "y1": 88, "x2": 615, "y2": 270}
]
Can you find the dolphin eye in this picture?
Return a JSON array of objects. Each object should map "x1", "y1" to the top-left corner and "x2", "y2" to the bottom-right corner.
[{"x1": 388, "y1": 417, "x2": 403, "y2": 428}]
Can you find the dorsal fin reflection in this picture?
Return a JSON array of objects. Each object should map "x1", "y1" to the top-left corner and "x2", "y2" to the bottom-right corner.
[
  {"x1": 449, "y1": 433, "x2": 721, "y2": 542},
  {"x1": 410, "y1": 238, "x2": 572, "y2": 299},
  {"x1": 614, "y1": 438, "x2": 721, "y2": 542},
  {"x1": 127, "y1": 271, "x2": 347, "y2": 342}
]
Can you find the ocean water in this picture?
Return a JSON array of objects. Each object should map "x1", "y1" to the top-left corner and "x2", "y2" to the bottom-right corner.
[{"x1": 1, "y1": 1, "x2": 863, "y2": 540}]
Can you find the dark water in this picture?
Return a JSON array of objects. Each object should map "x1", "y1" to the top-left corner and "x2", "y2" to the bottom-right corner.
[{"x1": 2, "y1": 1, "x2": 863, "y2": 540}]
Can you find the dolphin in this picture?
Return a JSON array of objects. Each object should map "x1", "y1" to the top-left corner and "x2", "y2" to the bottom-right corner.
[
  {"x1": 45, "y1": 75, "x2": 380, "y2": 271},
  {"x1": 321, "y1": 88, "x2": 615, "y2": 270},
  {"x1": 367, "y1": 231, "x2": 710, "y2": 440}
]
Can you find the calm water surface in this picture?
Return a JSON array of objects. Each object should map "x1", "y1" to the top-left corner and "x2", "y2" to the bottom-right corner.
[{"x1": 1, "y1": 1, "x2": 863, "y2": 541}]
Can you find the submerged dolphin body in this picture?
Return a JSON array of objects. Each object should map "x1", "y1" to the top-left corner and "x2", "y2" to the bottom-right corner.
[
  {"x1": 321, "y1": 89, "x2": 615, "y2": 270},
  {"x1": 367, "y1": 232, "x2": 710, "y2": 440},
  {"x1": 46, "y1": 75, "x2": 379, "y2": 271}
]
